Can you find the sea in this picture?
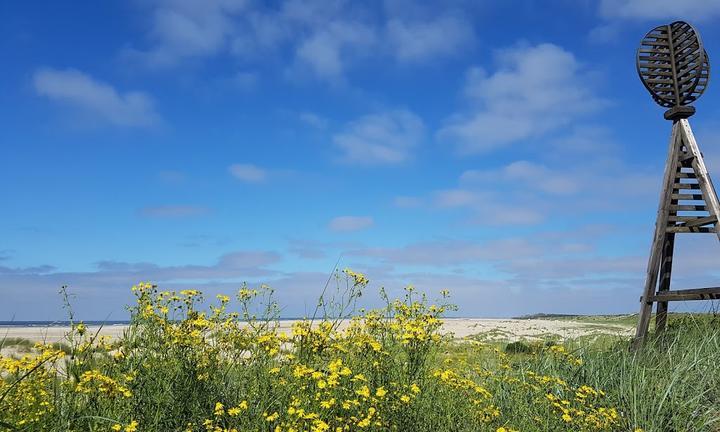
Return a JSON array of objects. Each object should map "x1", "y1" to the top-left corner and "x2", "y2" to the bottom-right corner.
[{"x1": 0, "y1": 321, "x2": 131, "y2": 327}]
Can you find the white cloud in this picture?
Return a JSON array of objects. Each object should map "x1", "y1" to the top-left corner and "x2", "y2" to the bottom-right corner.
[
  {"x1": 438, "y1": 43, "x2": 607, "y2": 153},
  {"x1": 599, "y1": 0, "x2": 720, "y2": 21},
  {"x1": 349, "y1": 238, "x2": 542, "y2": 266},
  {"x1": 299, "y1": 112, "x2": 329, "y2": 129},
  {"x1": 333, "y1": 109, "x2": 425, "y2": 164},
  {"x1": 127, "y1": 1, "x2": 476, "y2": 80},
  {"x1": 126, "y1": 0, "x2": 248, "y2": 67},
  {"x1": 229, "y1": 163, "x2": 267, "y2": 182},
  {"x1": 386, "y1": 15, "x2": 473, "y2": 62},
  {"x1": 33, "y1": 68, "x2": 159, "y2": 127},
  {"x1": 294, "y1": 21, "x2": 376, "y2": 80},
  {"x1": 328, "y1": 216, "x2": 374, "y2": 232},
  {"x1": 461, "y1": 161, "x2": 581, "y2": 195}
]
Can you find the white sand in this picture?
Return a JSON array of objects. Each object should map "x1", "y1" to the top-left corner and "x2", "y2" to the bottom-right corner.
[{"x1": 0, "y1": 318, "x2": 633, "y2": 344}]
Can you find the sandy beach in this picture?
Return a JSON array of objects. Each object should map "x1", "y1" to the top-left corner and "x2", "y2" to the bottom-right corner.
[{"x1": 0, "y1": 318, "x2": 633, "y2": 344}]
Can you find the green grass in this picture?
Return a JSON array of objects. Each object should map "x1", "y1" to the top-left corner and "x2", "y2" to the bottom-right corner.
[{"x1": 1, "y1": 282, "x2": 719, "y2": 431}]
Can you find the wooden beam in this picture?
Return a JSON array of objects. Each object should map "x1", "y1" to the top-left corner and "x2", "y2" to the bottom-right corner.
[
  {"x1": 681, "y1": 215, "x2": 717, "y2": 227},
  {"x1": 666, "y1": 226, "x2": 714, "y2": 233},
  {"x1": 672, "y1": 183, "x2": 701, "y2": 190},
  {"x1": 649, "y1": 287, "x2": 720, "y2": 302},
  {"x1": 655, "y1": 234, "x2": 674, "y2": 332},
  {"x1": 670, "y1": 204, "x2": 706, "y2": 211},
  {"x1": 671, "y1": 193, "x2": 704, "y2": 200},
  {"x1": 634, "y1": 122, "x2": 682, "y2": 349},
  {"x1": 668, "y1": 215, "x2": 709, "y2": 222}
]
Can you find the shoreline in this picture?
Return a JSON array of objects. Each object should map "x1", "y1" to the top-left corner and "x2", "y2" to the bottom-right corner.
[{"x1": 0, "y1": 317, "x2": 634, "y2": 344}]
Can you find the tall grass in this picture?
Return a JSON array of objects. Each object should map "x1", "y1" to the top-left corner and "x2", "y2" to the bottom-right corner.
[{"x1": 1, "y1": 274, "x2": 718, "y2": 431}]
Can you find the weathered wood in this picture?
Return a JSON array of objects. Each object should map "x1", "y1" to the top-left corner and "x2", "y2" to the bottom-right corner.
[
  {"x1": 679, "y1": 152, "x2": 695, "y2": 162},
  {"x1": 668, "y1": 215, "x2": 709, "y2": 222},
  {"x1": 650, "y1": 287, "x2": 720, "y2": 302},
  {"x1": 666, "y1": 226, "x2": 714, "y2": 233},
  {"x1": 633, "y1": 21, "x2": 717, "y2": 350},
  {"x1": 672, "y1": 183, "x2": 701, "y2": 189},
  {"x1": 681, "y1": 215, "x2": 717, "y2": 227},
  {"x1": 671, "y1": 193, "x2": 704, "y2": 200},
  {"x1": 637, "y1": 21, "x2": 709, "y2": 107},
  {"x1": 634, "y1": 122, "x2": 681, "y2": 349},
  {"x1": 680, "y1": 119, "x2": 720, "y2": 240},
  {"x1": 670, "y1": 204, "x2": 706, "y2": 211},
  {"x1": 655, "y1": 234, "x2": 675, "y2": 332},
  {"x1": 675, "y1": 172, "x2": 697, "y2": 179}
]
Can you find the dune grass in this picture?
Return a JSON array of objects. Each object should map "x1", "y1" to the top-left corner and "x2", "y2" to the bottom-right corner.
[{"x1": 1, "y1": 274, "x2": 719, "y2": 431}]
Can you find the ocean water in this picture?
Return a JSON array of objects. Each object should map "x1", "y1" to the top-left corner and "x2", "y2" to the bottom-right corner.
[{"x1": 0, "y1": 321, "x2": 131, "y2": 327}]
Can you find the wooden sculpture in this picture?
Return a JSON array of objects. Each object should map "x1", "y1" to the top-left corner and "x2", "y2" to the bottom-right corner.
[{"x1": 633, "y1": 21, "x2": 719, "y2": 348}]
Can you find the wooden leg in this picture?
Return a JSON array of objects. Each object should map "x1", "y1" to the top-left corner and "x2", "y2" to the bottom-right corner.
[
  {"x1": 633, "y1": 123, "x2": 681, "y2": 350},
  {"x1": 655, "y1": 233, "x2": 675, "y2": 332},
  {"x1": 633, "y1": 235, "x2": 663, "y2": 350}
]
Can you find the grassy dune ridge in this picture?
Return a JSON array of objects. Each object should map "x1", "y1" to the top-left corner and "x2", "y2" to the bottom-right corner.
[{"x1": 1, "y1": 273, "x2": 719, "y2": 431}]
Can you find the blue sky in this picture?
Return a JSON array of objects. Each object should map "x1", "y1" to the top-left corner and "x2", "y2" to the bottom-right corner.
[{"x1": 3, "y1": 0, "x2": 720, "y2": 320}]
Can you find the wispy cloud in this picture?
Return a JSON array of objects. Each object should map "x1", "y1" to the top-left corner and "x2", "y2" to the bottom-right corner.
[
  {"x1": 125, "y1": 1, "x2": 477, "y2": 81},
  {"x1": 333, "y1": 109, "x2": 425, "y2": 164},
  {"x1": 328, "y1": 216, "x2": 374, "y2": 232},
  {"x1": 299, "y1": 112, "x2": 329, "y2": 129},
  {"x1": 598, "y1": 0, "x2": 720, "y2": 21},
  {"x1": 228, "y1": 163, "x2": 268, "y2": 182},
  {"x1": 438, "y1": 43, "x2": 607, "y2": 153},
  {"x1": 386, "y1": 14, "x2": 474, "y2": 62},
  {"x1": 123, "y1": 0, "x2": 247, "y2": 67},
  {"x1": 33, "y1": 68, "x2": 159, "y2": 127},
  {"x1": 138, "y1": 205, "x2": 210, "y2": 218}
]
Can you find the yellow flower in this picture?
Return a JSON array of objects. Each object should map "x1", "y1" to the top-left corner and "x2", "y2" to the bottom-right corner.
[
  {"x1": 214, "y1": 402, "x2": 224, "y2": 416},
  {"x1": 125, "y1": 421, "x2": 138, "y2": 432},
  {"x1": 356, "y1": 385, "x2": 370, "y2": 398},
  {"x1": 111, "y1": 425, "x2": 121, "y2": 431},
  {"x1": 375, "y1": 387, "x2": 387, "y2": 398}
]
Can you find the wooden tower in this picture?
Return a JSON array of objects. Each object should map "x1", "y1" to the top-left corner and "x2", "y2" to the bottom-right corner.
[{"x1": 633, "y1": 21, "x2": 720, "y2": 348}]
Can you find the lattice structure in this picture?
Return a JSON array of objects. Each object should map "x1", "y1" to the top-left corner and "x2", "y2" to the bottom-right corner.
[{"x1": 633, "y1": 21, "x2": 719, "y2": 349}]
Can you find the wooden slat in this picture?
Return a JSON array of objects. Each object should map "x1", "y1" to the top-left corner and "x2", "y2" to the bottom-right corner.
[
  {"x1": 645, "y1": 78, "x2": 675, "y2": 85},
  {"x1": 671, "y1": 193, "x2": 704, "y2": 200},
  {"x1": 677, "y1": 51, "x2": 702, "y2": 70},
  {"x1": 666, "y1": 226, "x2": 714, "y2": 233},
  {"x1": 675, "y1": 172, "x2": 697, "y2": 179},
  {"x1": 672, "y1": 183, "x2": 701, "y2": 190},
  {"x1": 645, "y1": 70, "x2": 674, "y2": 77},
  {"x1": 670, "y1": 204, "x2": 706, "y2": 211},
  {"x1": 642, "y1": 39, "x2": 670, "y2": 47},
  {"x1": 678, "y1": 152, "x2": 695, "y2": 162},
  {"x1": 639, "y1": 56, "x2": 671, "y2": 63},
  {"x1": 649, "y1": 287, "x2": 720, "y2": 302},
  {"x1": 639, "y1": 47, "x2": 670, "y2": 53},
  {"x1": 682, "y1": 215, "x2": 717, "y2": 227},
  {"x1": 668, "y1": 215, "x2": 709, "y2": 222},
  {"x1": 672, "y1": 31, "x2": 695, "y2": 48},
  {"x1": 639, "y1": 62, "x2": 673, "y2": 69}
]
